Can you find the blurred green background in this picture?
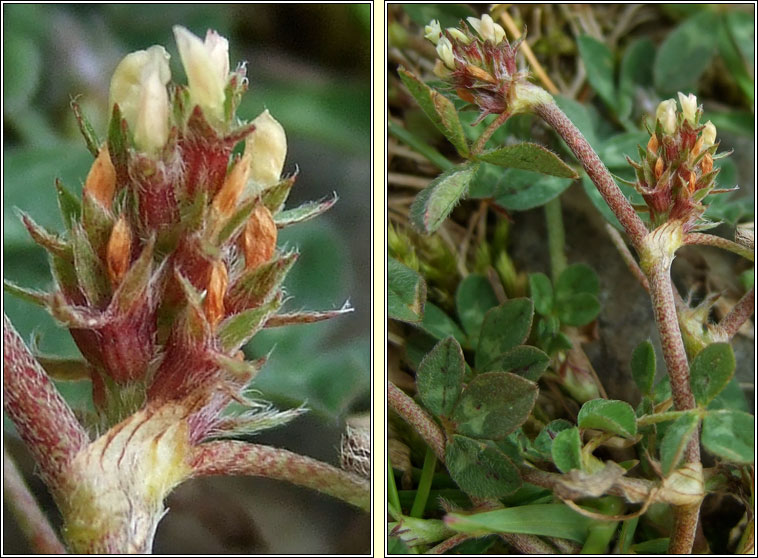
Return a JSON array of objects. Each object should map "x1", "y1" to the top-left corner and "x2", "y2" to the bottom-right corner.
[{"x1": 3, "y1": 3, "x2": 371, "y2": 554}]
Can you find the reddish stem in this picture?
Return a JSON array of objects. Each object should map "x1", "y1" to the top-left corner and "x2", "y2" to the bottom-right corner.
[
  {"x1": 427, "y1": 533, "x2": 470, "y2": 554},
  {"x1": 645, "y1": 264, "x2": 699, "y2": 447},
  {"x1": 683, "y1": 233, "x2": 754, "y2": 262},
  {"x1": 190, "y1": 440, "x2": 370, "y2": 512},
  {"x1": 388, "y1": 381, "x2": 446, "y2": 462},
  {"x1": 3, "y1": 315, "x2": 88, "y2": 487},
  {"x1": 534, "y1": 101, "x2": 648, "y2": 249},
  {"x1": 3, "y1": 448, "x2": 67, "y2": 554},
  {"x1": 718, "y1": 286, "x2": 755, "y2": 339}
]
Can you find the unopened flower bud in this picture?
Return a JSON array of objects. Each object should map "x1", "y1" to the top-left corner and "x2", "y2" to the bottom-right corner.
[
  {"x1": 654, "y1": 157, "x2": 664, "y2": 179},
  {"x1": 446, "y1": 27, "x2": 470, "y2": 44},
  {"x1": 245, "y1": 110, "x2": 287, "y2": 189},
  {"x1": 688, "y1": 171, "x2": 696, "y2": 193},
  {"x1": 690, "y1": 135, "x2": 704, "y2": 157},
  {"x1": 424, "y1": 20, "x2": 442, "y2": 45},
  {"x1": 656, "y1": 99, "x2": 677, "y2": 135},
  {"x1": 106, "y1": 216, "x2": 132, "y2": 286},
  {"x1": 84, "y1": 147, "x2": 116, "y2": 209},
  {"x1": 244, "y1": 205, "x2": 277, "y2": 270},
  {"x1": 109, "y1": 45, "x2": 171, "y2": 153},
  {"x1": 436, "y1": 37, "x2": 455, "y2": 69},
  {"x1": 203, "y1": 260, "x2": 228, "y2": 330},
  {"x1": 647, "y1": 134, "x2": 658, "y2": 154},
  {"x1": 701, "y1": 120, "x2": 717, "y2": 148},
  {"x1": 677, "y1": 92, "x2": 698, "y2": 125},
  {"x1": 212, "y1": 153, "x2": 252, "y2": 217},
  {"x1": 173, "y1": 26, "x2": 229, "y2": 123},
  {"x1": 701, "y1": 152, "x2": 713, "y2": 174},
  {"x1": 467, "y1": 14, "x2": 506, "y2": 44}
]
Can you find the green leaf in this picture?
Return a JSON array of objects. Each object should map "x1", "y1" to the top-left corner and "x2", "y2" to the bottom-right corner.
[
  {"x1": 701, "y1": 409, "x2": 754, "y2": 464},
  {"x1": 554, "y1": 95, "x2": 598, "y2": 149},
  {"x1": 416, "y1": 336, "x2": 465, "y2": 418},
  {"x1": 455, "y1": 273, "x2": 499, "y2": 343},
  {"x1": 226, "y1": 251, "x2": 297, "y2": 311},
  {"x1": 555, "y1": 292, "x2": 601, "y2": 327},
  {"x1": 410, "y1": 163, "x2": 478, "y2": 234},
  {"x1": 597, "y1": 132, "x2": 651, "y2": 169},
  {"x1": 708, "y1": 110, "x2": 754, "y2": 137},
  {"x1": 387, "y1": 536, "x2": 412, "y2": 554},
  {"x1": 578, "y1": 399, "x2": 637, "y2": 438},
  {"x1": 534, "y1": 419, "x2": 574, "y2": 459},
  {"x1": 71, "y1": 224, "x2": 109, "y2": 307},
  {"x1": 631, "y1": 340, "x2": 656, "y2": 395},
  {"x1": 218, "y1": 297, "x2": 281, "y2": 351},
  {"x1": 577, "y1": 35, "x2": 616, "y2": 110},
  {"x1": 724, "y1": 9, "x2": 754, "y2": 70},
  {"x1": 420, "y1": 302, "x2": 468, "y2": 347},
  {"x1": 660, "y1": 412, "x2": 700, "y2": 476},
  {"x1": 445, "y1": 435, "x2": 522, "y2": 499},
  {"x1": 551, "y1": 426, "x2": 583, "y2": 472},
  {"x1": 618, "y1": 38, "x2": 655, "y2": 121},
  {"x1": 70, "y1": 101, "x2": 101, "y2": 158},
  {"x1": 553, "y1": 263, "x2": 601, "y2": 326},
  {"x1": 445, "y1": 503, "x2": 592, "y2": 543},
  {"x1": 398, "y1": 67, "x2": 469, "y2": 157},
  {"x1": 112, "y1": 236, "x2": 155, "y2": 313},
  {"x1": 55, "y1": 178, "x2": 81, "y2": 232},
  {"x1": 555, "y1": 263, "x2": 600, "y2": 298},
  {"x1": 529, "y1": 272, "x2": 553, "y2": 316},
  {"x1": 451, "y1": 372, "x2": 538, "y2": 440},
  {"x1": 106, "y1": 103, "x2": 129, "y2": 183},
  {"x1": 654, "y1": 12, "x2": 718, "y2": 94},
  {"x1": 481, "y1": 345, "x2": 550, "y2": 381},
  {"x1": 261, "y1": 175, "x2": 296, "y2": 214},
  {"x1": 476, "y1": 298, "x2": 534, "y2": 370},
  {"x1": 388, "y1": 257, "x2": 427, "y2": 323},
  {"x1": 81, "y1": 190, "x2": 115, "y2": 257},
  {"x1": 3, "y1": 32, "x2": 42, "y2": 114},
  {"x1": 387, "y1": 120, "x2": 454, "y2": 172},
  {"x1": 690, "y1": 343, "x2": 736, "y2": 406},
  {"x1": 477, "y1": 143, "x2": 578, "y2": 179},
  {"x1": 274, "y1": 194, "x2": 338, "y2": 228},
  {"x1": 402, "y1": 4, "x2": 476, "y2": 28},
  {"x1": 717, "y1": 13, "x2": 754, "y2": 104},
  {"x1": 3, "y1": 280, "x2": 48, "y2": 307},
  {"x1": 581, "y1": 174, "x2": 623, "y2": 230},
  {"x1": 494, "y1": 169, "x2": 573, "y2": 211}
]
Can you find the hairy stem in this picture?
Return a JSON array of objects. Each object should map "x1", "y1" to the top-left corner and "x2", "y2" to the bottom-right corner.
[
  {"x1": 534, "y1": 101, "x2": 648, "y2": 249},
  {"x1": 472, "y1": 111, "x2": 510, "y2": 155},
  {"x1": 501, "y1": 533, "x2": 557, "y2": 554},
  {"x1": 388, "y1": 381, "x2": 446, "y2": 462},
  {"x1": 645, "y1": 260, "x2": 698, "y2": 418},
  {"x1": 644, "y1": 257, "x2": 702, "y2": 554},
  {"x1": 3, "y1": 314, "x2": 88, "y2": 487},
  {"x1": 717, "y1": 286, "x2": 755, "y2": 339},
  {"x1": 190, "y1": 441, "x2": 370, "y2": 512},
  {"x1": 545, "y1": 196, "x2": 567, "y2": 282},
  {"x1": 3, "y1": 448, "x2": 67, "y2": 554},
  {"x1": 426, "y1": 533, "x2": 470, "y2": 554},
  {"x1": 683, "y1": 232, "x2": 755, "y2": 262}
]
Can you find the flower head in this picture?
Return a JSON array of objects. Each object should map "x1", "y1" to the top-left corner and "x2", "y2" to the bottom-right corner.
[
  {"x1": 173, "y1": 26, "x2": 230, "y2": 123},
  {"x1": 677, "y1": 92, "x2": 698, "y2": 125},
  {"x1": 656, "y1": 99, "x2": 677, "y2": 135},
  {"x1": 109, "y1": 45, "x2": 171, "y2": 152},
  {"x1": 424, "y1": 15, "x2": 528, "y2": 122},
  {"x1": 245, "y1": 109, "x2": 288, "y2": 190},
  {"x1": 630, "y1": 93, "x2": 728, "y2": 231},
  {"x1": 424, "y1": 19, "x2": 442, "y2": 45},
  {"x1": 466, "y1": 14, "x2": 506, "y2": 44}
]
